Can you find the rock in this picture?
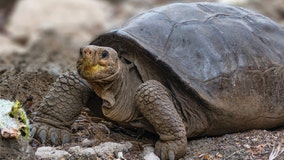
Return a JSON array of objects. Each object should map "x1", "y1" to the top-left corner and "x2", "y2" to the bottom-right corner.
[
  {"x1": 68, "y1": 146, "x2": 96, "y2": 156},
  {"x1": 68, "y1": 146, "x2": 81, "y2": 154},
  {"x1": 93, "y1": 141, "x2": 133, "y2": 159},
  {"x1": 35, "y1": 146, "x2": 71, "y2": 159},
  {"x1": 68, "y1": 146, "x2": 97, "y2": 160},
  {"x1": 116, "y1": 151, "x2": 126, "y2": 159},
  {"x1": 141, "y1": 145, "x2": 160, "y2": 160},
  {"x1": 35, "y1": 141, "x2": 133, "y2": 159}
]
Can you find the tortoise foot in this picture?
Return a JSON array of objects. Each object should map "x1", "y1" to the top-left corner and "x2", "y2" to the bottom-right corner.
[
  {"x1": 155, "y1": 137, "x2": 187, "y2": 160},
  {"x1": 31, "y1": 123, "x2": 72, "y2": 145}
]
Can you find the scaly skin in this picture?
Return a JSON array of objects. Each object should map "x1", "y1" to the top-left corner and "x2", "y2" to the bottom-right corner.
[
  {"x1": 135, "y1": 80, "x2": 187, "y2": 160},
  {"x1": 31, "y1": 71, "x2": 93, "y2": 145}
]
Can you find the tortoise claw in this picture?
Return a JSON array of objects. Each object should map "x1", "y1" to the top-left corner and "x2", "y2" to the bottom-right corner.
[
  {"x1": 38, "y1": 129, "x2": 47, "y2": 144},
  {"x1": 168, "y1": 150, "x2": 175, "y2": 160},
  {"x1": 49, "y1": 128, "x2": 59, "y2": 145},
  {"x1": 30, "y1": 126, "x2": 37, "y2": 138},
  {"x1": 160, "y1": 149, "x2": 175, "y2": 160},
  {"x1": 31, "y1": 122, "x2": 72, "y2": 145},
  {"x1": 61, "y1": 131, "x2": 71, "y2": 144},
  {"x1": 155, "y1": 138, "x2": 187, "y2": 160}
]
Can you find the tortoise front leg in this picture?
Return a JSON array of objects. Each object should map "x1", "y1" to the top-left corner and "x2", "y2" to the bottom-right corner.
[
  {"x1": 31, "y1": 71, "x2": 93, "y2": 145},
  {"x1": 135, "y1": 80, "x2": 187, "y2": 160}
]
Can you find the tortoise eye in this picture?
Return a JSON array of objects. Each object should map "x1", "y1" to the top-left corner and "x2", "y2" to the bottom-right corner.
[{"x1": 101, "y1": 50, "x2": 109, "y2": 59}]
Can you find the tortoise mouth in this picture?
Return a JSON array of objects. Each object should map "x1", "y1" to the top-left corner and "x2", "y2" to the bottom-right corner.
[{"x1": 77, "y1": 58, "x2": 120, "y2": 82}]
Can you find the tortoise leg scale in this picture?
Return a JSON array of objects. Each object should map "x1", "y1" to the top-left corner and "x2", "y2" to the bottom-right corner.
[
  {"x1": 31, "y1": 71, "x2": 93, "y2": 145},
  {"x1": 135, "y1": 80, "x2": 187, "y2": 160}
]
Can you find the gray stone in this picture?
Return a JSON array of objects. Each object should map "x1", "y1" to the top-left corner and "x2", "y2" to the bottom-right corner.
[
  {"x1": 93, "y1": 141, "x2": 133, "y2": 159},
  {"x1": 35, "y1": 146, "x2": 71, "y2": 159},
  {"x1": 141, "y1": 145, "x2": 160, "y2": 160}
]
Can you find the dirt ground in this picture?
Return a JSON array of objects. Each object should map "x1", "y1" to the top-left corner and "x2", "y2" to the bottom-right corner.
[{"x1": 0, "y1": 0, "x2": 284, "y2": 159}]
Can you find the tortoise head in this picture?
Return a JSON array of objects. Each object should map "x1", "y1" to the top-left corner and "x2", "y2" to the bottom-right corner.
[{"x1": 77, "y1": 45, "x2": 120, "y2": 81}]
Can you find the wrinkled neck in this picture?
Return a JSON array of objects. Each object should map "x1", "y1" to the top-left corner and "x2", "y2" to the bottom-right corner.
[
  {"x1": 88, "y1": 62, "x2": 141, "y2": 122},
  {"x1": 87, "y1": 67, "x2": 122, "y2": 107}
]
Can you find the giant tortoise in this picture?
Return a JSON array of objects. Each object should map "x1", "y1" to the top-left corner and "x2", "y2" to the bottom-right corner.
[{"x1": 31, "y1": 2, "x2": 284, "y2": 159}]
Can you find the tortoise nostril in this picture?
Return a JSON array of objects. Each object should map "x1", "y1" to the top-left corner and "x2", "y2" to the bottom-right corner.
[
  {"x1": 79, "y1": 48, "x2": 83, "y2": 56},
  {"x1": 80, "y1": 47, "x2": 96, "y2": 59},
  {"x1": 80, "y1": 48, "x2": 91, "y2": 57}
]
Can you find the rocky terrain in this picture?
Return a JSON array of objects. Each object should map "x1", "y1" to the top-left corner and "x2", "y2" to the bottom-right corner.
[{"x1": 0, "y1": 0, "x2": 284, "y2": 159}]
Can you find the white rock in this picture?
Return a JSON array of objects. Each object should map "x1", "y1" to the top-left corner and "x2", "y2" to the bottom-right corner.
[
  {"x1": 81, "y1": 147, "x2": 96, "y2": 156},
  {"x1": 93, "y1": 141, "x2": 133, "y2": 159},
  {"x1": 68, "y1": 146, "x2": 81, "y2": 154},
  {"x1": 35, "y1": 146, "x2": 71, "y2": 159},
  {"x1": 68, "y1": 145, "x2": 96, "y2": 156},
  {"x1": 141, "y1": 145, "x2": 160, "y2": 160},
  {"x1": 67, "y1": 142, "x2": 132, "y2": 159},
  {"x1": 144, "y1": 152, "x2": 160, "y2": 160}
]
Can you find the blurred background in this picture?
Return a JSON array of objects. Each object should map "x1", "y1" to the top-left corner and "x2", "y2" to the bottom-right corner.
[{"x1": 0, "y1": 0, "x2": 284, "y2": 75}]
